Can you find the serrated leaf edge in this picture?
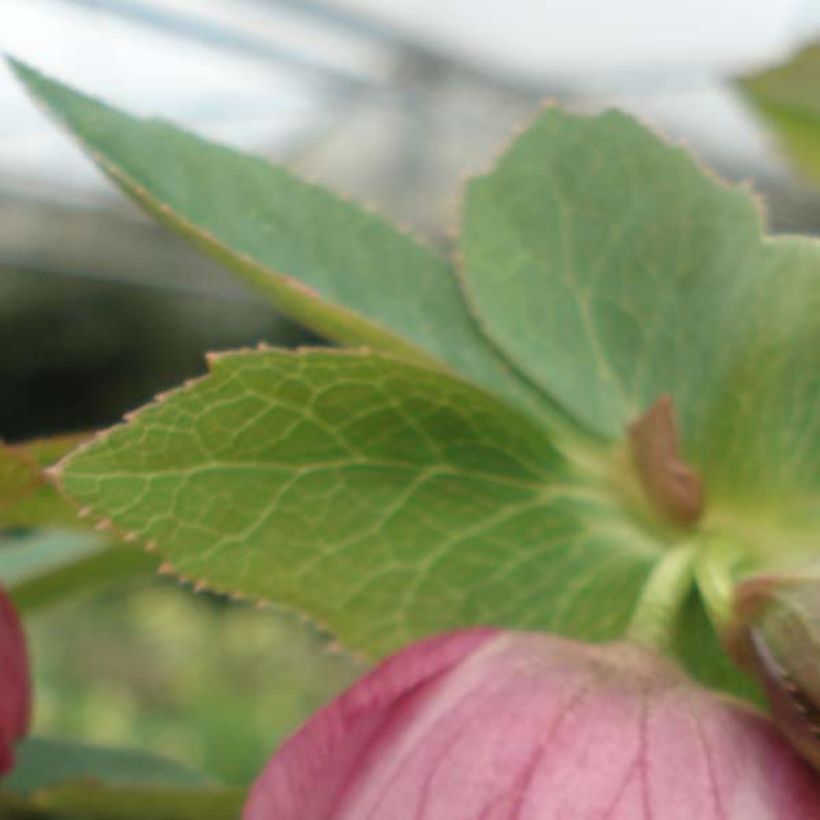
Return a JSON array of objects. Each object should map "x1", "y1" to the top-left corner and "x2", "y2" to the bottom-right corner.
[{"x1": 50, "y1": 344, "x2": 561, "y2": 660}]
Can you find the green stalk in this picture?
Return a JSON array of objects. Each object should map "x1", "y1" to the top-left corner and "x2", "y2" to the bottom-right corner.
[
  {"x1": 627, "y1": 543, "x2": 696, "y2": 650},
  {"x1": 695, "y1": 537, "x2": 744, "y2": 634}
]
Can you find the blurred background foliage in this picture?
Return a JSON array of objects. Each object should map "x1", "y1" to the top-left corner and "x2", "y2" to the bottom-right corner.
[
  {"x1": 4, "y1": 0, "x2": 820, "y2": 793},
  {"x1": 28, "y1": 580, "x2": 360, "y2": 785}
]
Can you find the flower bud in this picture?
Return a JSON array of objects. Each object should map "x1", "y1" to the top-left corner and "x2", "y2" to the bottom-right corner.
[
  {"x1": 245, "y1": 629, "x2": 820, "y2": 819},
  {"x1": 0, "y1": 586, "x2": 29, "y2": 776},
  {"x1": 732, "y1": 575, "x2": 820, "y2": 772}
]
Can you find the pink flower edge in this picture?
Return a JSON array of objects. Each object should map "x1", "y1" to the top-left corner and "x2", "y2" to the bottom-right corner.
[
  {"x1": 244, "y1": 627, "x2": 496, "y2": 818},
  {"x1": 0, "y1": 586, "x2": 30, "y2": 776}
]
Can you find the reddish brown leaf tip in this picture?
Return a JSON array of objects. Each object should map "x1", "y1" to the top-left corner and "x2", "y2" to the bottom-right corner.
[
  {"x1": 42, "y1": 464, "x2": 61, "y2": 484},
  {"x1": 628, "y1": 394, "x2": 704, "y2": 527}
]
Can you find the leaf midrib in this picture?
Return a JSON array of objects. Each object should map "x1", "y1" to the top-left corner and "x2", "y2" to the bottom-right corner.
[{"x1": 66, "y1": 459, "x2": 602, "y2": 498}]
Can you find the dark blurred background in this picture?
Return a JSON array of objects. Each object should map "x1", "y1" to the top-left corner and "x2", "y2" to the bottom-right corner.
[{"x1": 3, "y1": 0, "x2": 820, "y2": 786}]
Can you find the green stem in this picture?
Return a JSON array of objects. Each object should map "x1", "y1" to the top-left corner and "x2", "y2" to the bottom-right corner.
[
  {"x1": 627, "y1": 543, "x2": 696, "y2": 650},
  {"x1": 695, "y1": 537, "x2": 742, "y2": 634}
]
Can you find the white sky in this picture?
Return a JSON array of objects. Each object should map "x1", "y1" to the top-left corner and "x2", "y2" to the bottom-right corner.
[
  {"x1": 1, "y1": 0, "x2": 819, "y2": 193},
  {"x1": 338, "y1": 0, "x2": 805, "y2": 77}
]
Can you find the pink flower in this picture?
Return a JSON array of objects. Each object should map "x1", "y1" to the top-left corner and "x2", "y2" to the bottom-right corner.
[
  {"x1": 0, "y1": 587, "x2": 30, "y2": 776},
  {"x1": 245, "y1": 629, "x2": 820, "y2": 819}
]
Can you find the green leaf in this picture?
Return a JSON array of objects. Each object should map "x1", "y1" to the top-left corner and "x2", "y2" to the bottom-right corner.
[
  {"x1": 1, "y1": 532, "x2": 110, "y2": 588},
  {"x1": 0, "y1": 791, "x2": 42, "y2": 819},
  {"x1": 0, "y1": 435, "x2": 89, "y2": 529},
  {"x1": 29, "y1": 783, "x2": 245, "y2": 820},
  {"x1": 693, "y1": 238, "x2": 820, "y2": 520},
  {"x1": 460, "y1": 108, "x2": 820, "y2": 531},
  {"x1": 24, "y1": 64, "x2": 816, "y2": 701},
  {"x1": 739, "y1": 43, "x2": 820, "y2": 184},
  {"x1": 4, "y1": 738, "x2": 243, "y2": 820},
  {"x1": 57, "y1": 349, "x2": 661, "y2": 659},
  {"x1": 0, "y1": 786, "x2": 244, "y2": 820},
  {"x1": 9, "y1": 59, "x2": 566, "y2": 431},
  {"x1": 5, "y1": 737, "x2": 212, "y2": 794},
  {"x1": 0, "y1": 531, "x2": 156, "y2": 612},
  {"x1": 461, "y1": 108, "x2": 755, "y2": 440}
]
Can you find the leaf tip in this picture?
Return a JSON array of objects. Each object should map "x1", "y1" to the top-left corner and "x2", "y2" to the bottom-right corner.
[
  {"x1": 42, "y1": 463, "x2": 61, "y2": 485},
  {"x1": 4, "y1": 55, "x2": 35, "y2": 86},
  {"x1": 536, "y1": 97, "x2": 560, "y2": 113}
]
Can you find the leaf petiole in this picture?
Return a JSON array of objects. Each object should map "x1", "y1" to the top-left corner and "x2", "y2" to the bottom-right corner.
[
  {"x1": 695, "y1": 537, "x2": 746, "y2": 636},
  {"x1": 626, "y1": 543, "x2": 697, "y2": 651}
]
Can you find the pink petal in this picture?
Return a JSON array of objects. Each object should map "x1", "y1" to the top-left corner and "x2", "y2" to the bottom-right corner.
[
  {"x1": 0, "y1": 587, "x2": 30, "y2": 776},
  {"x1": 244, "y1": 627, "x2": 497, "y2": 819},
  {"x1": 246, "y1": 632, "x2": 820, "y2": 819}
]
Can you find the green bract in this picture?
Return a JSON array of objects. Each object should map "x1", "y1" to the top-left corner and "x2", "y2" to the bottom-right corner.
[{"x1": 11, "y1": 59, "x2": 818, "y2": 704}]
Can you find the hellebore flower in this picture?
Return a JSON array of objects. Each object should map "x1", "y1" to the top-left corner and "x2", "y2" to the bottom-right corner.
[
  {"x1": 0, "y1": 586, "x2": 30, "y2": 776},
  {"x1": 246, "y1": 629, "x2": 820, "y2": 819}
]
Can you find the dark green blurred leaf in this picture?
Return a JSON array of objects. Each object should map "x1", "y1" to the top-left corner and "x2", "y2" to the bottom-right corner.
[
  {"x1": 5, "y1": 737, "x2": 212, "y2": 795},
  {"x1": 672, "y1": 587, "x2": 764, "y2": 705},
  {"x1": 1, "y1": 532, "x2": 156, "y2": 612},
  {"x1": 739, "y1": 43, "x2": 820, "y2": 183},
  {"x1": 31, "y1": 783, "x2": 244, "y2": 820},
  {"x1": 3, "y1": 738, "x2": 243, "y2": 819},
  {"x1": 0, "y1": 792, "x2": 47, "y2": 819},
  {"x1": 0, "y1": 532, "x2": 106, "y2": 587},
  {"x1": 0, "y1": 434, "x2": 88, "y2": 529},
  {"x1": 0, "y1": 434, "x2": 157, "y2": 609},
  {"x1": 1, "y1": 782, "x2": 243, "y2": 820}
]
